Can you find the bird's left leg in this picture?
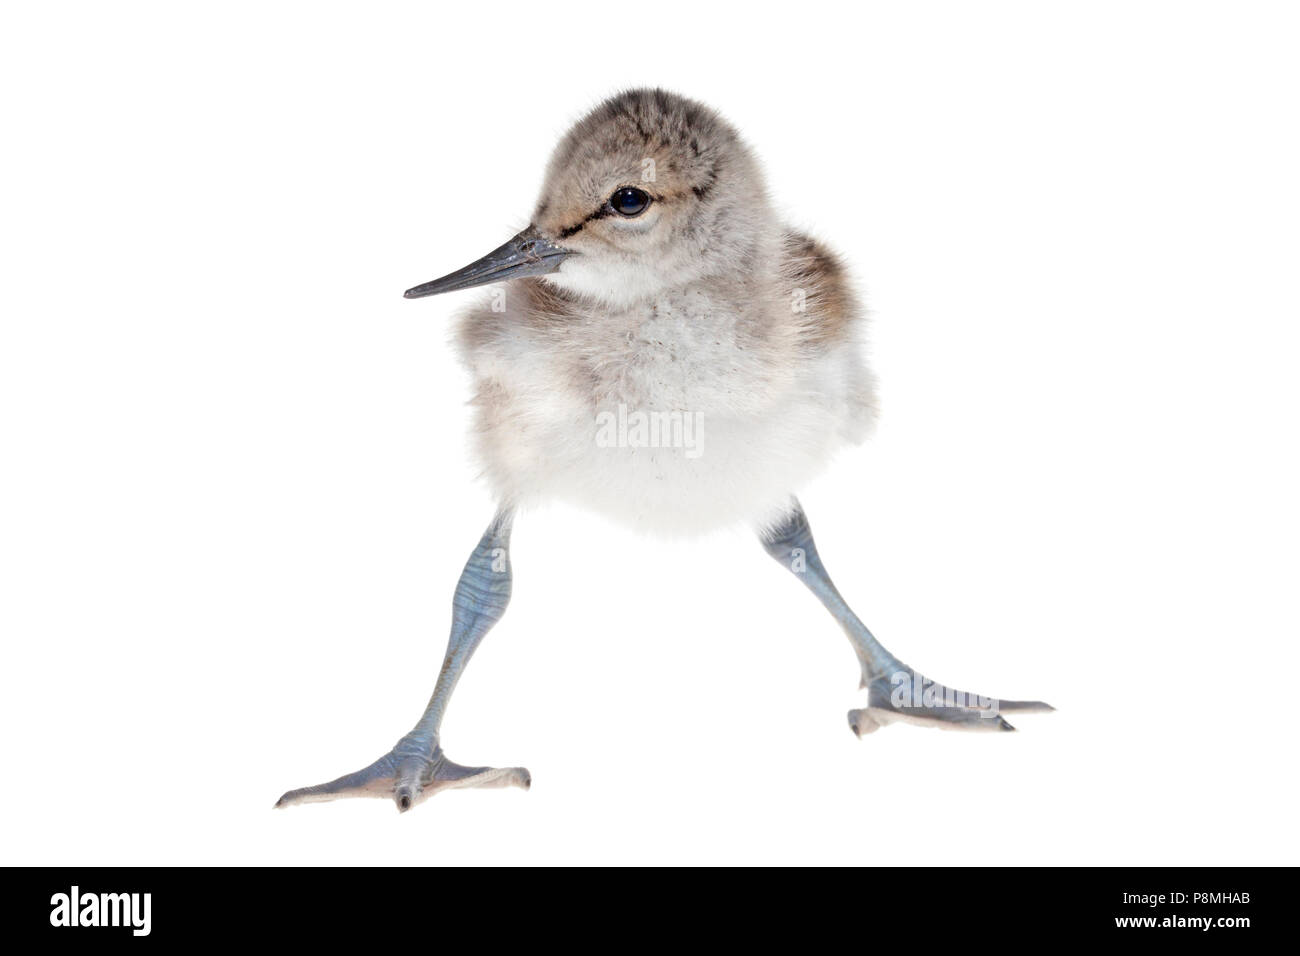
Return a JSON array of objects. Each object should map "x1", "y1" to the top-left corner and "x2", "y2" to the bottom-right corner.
[
  {"x1": 276, "y1": 510, "x2": 529, "y2": 812},
  {"x1": 760, "y1": 499, "x2": 1053, "y2": 735}
]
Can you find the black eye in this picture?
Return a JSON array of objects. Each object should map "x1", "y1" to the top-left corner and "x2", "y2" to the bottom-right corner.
[{"x1": 609, "y1": 187, "x2": 651, "y2": 217}]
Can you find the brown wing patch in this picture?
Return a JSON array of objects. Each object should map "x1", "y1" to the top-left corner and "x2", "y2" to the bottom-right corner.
[{"x1": 782, "y1": 230, "x2": 859, "y2": 349}]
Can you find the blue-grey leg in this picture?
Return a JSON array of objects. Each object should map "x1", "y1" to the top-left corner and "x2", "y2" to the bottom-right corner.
[
  {"x1": 276, "y1": 510, "x2": 529, "y2": 812},
  {"x1": 761, "y1": 500, "x2": 1053, "y2": 734}
]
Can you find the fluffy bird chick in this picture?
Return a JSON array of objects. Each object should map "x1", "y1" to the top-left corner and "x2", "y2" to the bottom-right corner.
[
  {"x1": 276, "y1": 89, "x2": 1051, "y2": 814},
  {"x1": 460, "y1": 91, "x2": 874, "y2": 535}
]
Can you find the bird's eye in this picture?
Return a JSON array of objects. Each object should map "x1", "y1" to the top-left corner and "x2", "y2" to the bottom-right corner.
[{"x1": 609, "y1": 187, "x2": 651, "y2": 217}]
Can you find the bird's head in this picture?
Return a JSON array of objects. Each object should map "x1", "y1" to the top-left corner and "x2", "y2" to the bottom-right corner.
[{"x1": 405, "y1": 89, "x2": 773, "y2": 310}]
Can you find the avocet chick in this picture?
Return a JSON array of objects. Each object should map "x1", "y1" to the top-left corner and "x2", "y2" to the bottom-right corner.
[{"x1": 277, "y1": 88, "x2": 1051, "y2": 814}]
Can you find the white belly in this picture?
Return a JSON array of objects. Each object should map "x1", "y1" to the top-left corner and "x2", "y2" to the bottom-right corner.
[{"x1": 462, "y1": 291, "x2": 876, "y2": 535}]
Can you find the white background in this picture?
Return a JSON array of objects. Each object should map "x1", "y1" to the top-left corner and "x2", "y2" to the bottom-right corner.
[{"x1": 3, "y1": 1, "x2": 1298, "y2": 865}]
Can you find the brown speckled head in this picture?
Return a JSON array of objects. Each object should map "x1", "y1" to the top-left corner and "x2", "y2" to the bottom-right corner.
[{"x1": 531, "y1": 88, "x2": 778, "y2": 307}]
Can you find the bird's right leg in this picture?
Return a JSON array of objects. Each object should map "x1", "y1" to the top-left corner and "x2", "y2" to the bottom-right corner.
[
  {"x1": 761, "y1": 499, "x2": 1053, "y2": 735},
  {"x1": 276, "y1": 510, "x2": 529, "y2": 813}
]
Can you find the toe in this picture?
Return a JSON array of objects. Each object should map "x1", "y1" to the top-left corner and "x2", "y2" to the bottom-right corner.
[
  {"x1": 425, "y1": 756, "x2": 531, "y2": 796},
  {"x1": 996, "y1": 699, "x2": 1055, "y2": 713},
  {"x1": 275, "y1": 753, "x2": 399, "y2": 808}
]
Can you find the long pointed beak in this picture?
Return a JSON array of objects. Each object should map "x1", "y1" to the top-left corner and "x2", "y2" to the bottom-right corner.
[{"x1": 403, "y1": 226, "x2": 571, "y2": 299}]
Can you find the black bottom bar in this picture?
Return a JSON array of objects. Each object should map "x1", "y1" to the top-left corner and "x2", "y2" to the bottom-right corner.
[{"x1": 16, "y1": 866, "x2": 1280, "y2": 943}]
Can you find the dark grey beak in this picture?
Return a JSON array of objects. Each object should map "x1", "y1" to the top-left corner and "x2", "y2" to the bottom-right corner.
[{"x1": 403, "y1": 226, "x2": 571, "y2": 299}]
